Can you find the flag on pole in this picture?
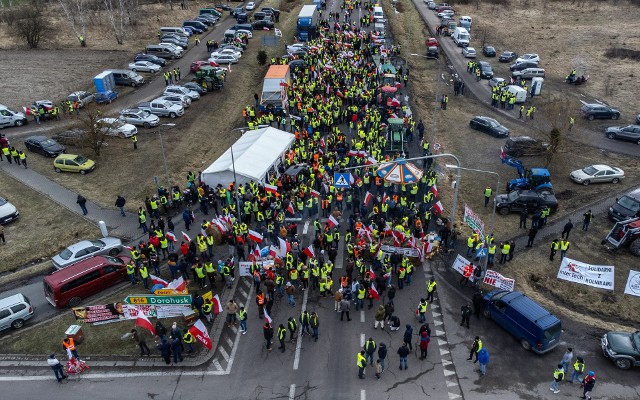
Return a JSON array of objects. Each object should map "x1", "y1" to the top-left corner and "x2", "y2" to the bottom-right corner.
[
  {"x1": 251, "y1": 244, "x2": 261, "y2": 260},
  {"x1": 150, "y1": 275, "x2": 169, "y2": 287},
  {"x1": 166, "y1": 231, "x2": 177, "y2": 243},
  {"x1": 248, "y1": 230, "x2": 263, "y2": 243},
  {"x1": 500, "y1": 146, "x2": 506, "y2": 161},
  {"x1": 382, "y1": 193, "x2": 388, "y2": 205},
  {"x1": 264, "y1": 184, "x2": 278, "y2": 194},
  {"x1": 310, "y1": 189, "x2": 320, "y2": 198},
  {"x1": 167, "y1": 277, "x2": 186, "y2": 291},
  {"x1": 369, "y1": 282, "x2": 380, "y2": 300},
  {"x1": 278, "y1": 237, "x2": 290, "y2": 257},
  {"x1": 328, "y1": 215, "x2": 339, "y2": 228},
  {"x1": 433, "y1": 201, "x2": 444, "y2": 214},
  {"x1": 124, "y1": 245, "x2": 134, "y2": 251},
  {"x1": 393, "y1": 229, "x2": 406, "y2": 242},
  {"x1": 188, "y1": 320, "x2": 213, "y2": 350},
  {"x1": 287, "y1": 202, "x2": 295, "y2": 215},
  {"x1": 364, "y1": 191, "x2": 373, "y2": 207},
  {"x1": 430, "y1": 184, "x2": 439, "y2": 198},
  {"x1": 368, "y1": 266, "x2": 376, "y2": 281},
  {"x1": 365, "y1": 156, "x2": 377, "y2": 165},
  {"x1": 303, "y1": 245, "x2": 315, "y2": 258},
  {"x1": 211, "y1": 294, "x2": 223, "y2": 314},
  {"x1": 263, "y1": 307, "x2": 273, "y2": 324},
  {"x1": 182, "y1": 231, "x2": 192, "y2": 243},
  {"x1": 136, "y1": 313, "x2": 156, "y2": 336}
]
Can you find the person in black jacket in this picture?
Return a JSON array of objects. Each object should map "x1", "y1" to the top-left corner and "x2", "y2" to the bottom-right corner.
[
  {"x1": 397, "y1": 342, "x2": 410, "y2": 370},
  {"x1": 403, "y1": 325, "x2": 413, "y2": 350},
  {"x1": 472, "y1": 290, "x2": 483, "y2": 318},
  {"x1": 377, "y1": 343, "x2": 387, "y2": 372},
  {"x1": 263, "y1": 322, "x2": 274, "y2": 351},
  {"x1": 157, "y1": 339, "x2": 171, "y2": 365}
]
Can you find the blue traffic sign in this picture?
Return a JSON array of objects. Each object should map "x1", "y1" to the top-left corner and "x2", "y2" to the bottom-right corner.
[{"x1": 334, "y1": 173, "x2": 351, "y2": 188}]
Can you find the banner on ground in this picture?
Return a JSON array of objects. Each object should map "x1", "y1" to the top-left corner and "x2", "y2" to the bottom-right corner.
[
  {"x1": 72, "y1": 303, "x2": 125, "y2": 323},
  {"x1": 483, "y1": 269, "x2": 515, "y2": 292},
  {"x1": 380, "y1": 245, "x2": 421, "y2": 258},
  {"x1": 624, "y1": 270, "x2": 640, "y2": 297},
  {"x1": 557, "y1": 257, "x2": 614, "y2": 290},
  {"x1": 451, "y1": 254, "x2": 475, "y2": 282},
  {"x1": 239, "y1": 260, "x2": 276, "y2": 277},
  {"x1": 464, "y1": 204, "x2": 485, "y2": 239}
]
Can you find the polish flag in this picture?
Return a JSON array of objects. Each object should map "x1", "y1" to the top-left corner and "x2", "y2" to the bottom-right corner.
[
  {"x1": 166, "y1": 231, "x2": 177, "y2": 243},
  {"x1": 182, "y1": 231, "x2": 192, "y2": 243},
  {"x1": 264, "y1": 184, "x2": 278, "y2": 194},
  {"x1": 249, "y1": 230, "x2": 263, "y2": 243},
  {"x1": 189, "y1": 320, "x2": 213, "y2": 350},
  {"x1": 319, "y1": 137, "x2": 326, "y2": 148},
  {"x1": 368, "y1": 266, "x2": 376, "y2": 281},
  {"x1": 433, "y1": 201, "x2": 444, "y2": 214},
  {"x1": 124, "y1": 245, "x2": 134, "y2": 251},
  {"x1": 287, "y1": 202, "x2": 295, "y2": 215},
  {"x1": 430, "y1": 184, "x2": 439, "y2": 198},
  {"x1": 211, "y1": 294, "x2": 223, "y2": 314},
  {"x1": 269, "y1": 245, "x2": 280, "y2": 260},
  {"x1": 263, "y1": 307, "x2": 273, "y2": 324},
  {"x1": 393, "y1": 229, "x2": 405, "y2": 242},
  {"x1": 365, "y1": 156, "x2": 377, "y2": 165},
  {"x1": 136, "y1": 313, "x2": 156, "y2": 336},
  {"x1": 167, "y1": 277, "x2": 186, "y2": 291},
  {"x1": 383, "y1": 225, "x2": 393, "y2": 236},
  {"x1": 357, "y1": 150, "x2": 367, "y2": 158},
  {"x1": 253, "y1": 244, "x2": 261, "y2": 260},
  {"x1": 328, "y1": 215, "x2": 339, "y2": 228},
  {"x1": 303, "y1": 245, "x2": 315, "y2": 258},
  {"x1": 500, "y1": 146, "x2": 506, "y2": 161},
  {"x1": 364, "y1": 191, "x2": 373, "y2": 207},
  {"x1": 382, "y1": 193, "x2": 388, "y2": 205},
  {"x1": 278, "y1": 237, "x2": 291, "y2": 257},
  {"x1": 310, "y1": 189, "x2": 320, "y2": 198},
  {"x1": 150, "y1": 275, "x2": 169, "y2": 287},
  {"x1": 369, "y1": 282, "x2": 380, "y2": 300},
  {"x1": 347, "y1": 149, "x2": 358, "y2": 157},
  {"x1": 201, "y1": 228, "x2": 208, "y2": 238},
  {"x1": 211, "y1": 219, "x2": 227, "y2": 232}
]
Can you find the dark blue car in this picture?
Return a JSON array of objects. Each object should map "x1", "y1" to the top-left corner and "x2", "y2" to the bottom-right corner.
[{"x1": 95, "y1": 91, "x2": 118, "y2": 104}]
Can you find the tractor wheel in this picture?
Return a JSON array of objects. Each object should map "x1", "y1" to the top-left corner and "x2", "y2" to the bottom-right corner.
[{"x1": 630, "y1": 238, "x2": 640, "y2": 257}]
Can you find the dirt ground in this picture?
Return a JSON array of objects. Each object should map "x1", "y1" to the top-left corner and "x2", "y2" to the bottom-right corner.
[{"x1": 0, "y1": 172, "x2": 99, "y2": 274}]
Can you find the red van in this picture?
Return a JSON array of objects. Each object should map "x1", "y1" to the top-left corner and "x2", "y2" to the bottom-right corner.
[{"x1": 43, "y1": 255, "x2": 132, "y2": 308}]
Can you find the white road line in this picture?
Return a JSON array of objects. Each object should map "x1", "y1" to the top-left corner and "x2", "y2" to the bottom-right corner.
[
  {"x1": 225, "y1": 284, "x2": 253, "y2": 374},
  {"x1": 360, "y1": 333, "x2": 365, "y2": 347},
  {"x1": 302, "y1": 220, "x2": 310, "y2": 235},
  {"x1": 361, "y1": 389, "x2": 366, "y2": 400},
  {"x1": 289, "y1": 384, "x2": 296, "y2": 400},
  {"x1": 230, "y1": 324, "x2": 238, "y2": 334},
  {"x1": 0, "y1": 370, "x2": 231, "y2": 381},
  {"x1": 212, "y1": 359, "x2": 224, "y2": 371},
  {"x1": 225, "y1": 336, "x2": 234, "y2": 348},
  {"x1": 219, "y1": 346, "x2": 230, "y2": 362},
  {"x1": 293, "y1": 288, "x2": 309, "y2": 370},
  {"x1": 360, "y1": 310, "x2": 365, "y2": 322}
]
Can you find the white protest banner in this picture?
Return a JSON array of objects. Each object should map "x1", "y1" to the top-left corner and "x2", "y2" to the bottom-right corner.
[
  {"x1": 451, "y1": 254, "x2": 475, "y2": 282},
  {"x1": 239, "y1": 260, "x2": 276, "y2": 277},
  {"x1": 380, "y1": 244, "x2": 421, "y2": 258},
  {"x1": 156, "y1": 305, "x2": 193, "y2": 319},
  {"x1": 557, "y1": 257, "x2": 614, "y2": 290},
  {"x1": 122, "y1": 304, "x2": 156, "y2": 319},
  {"x1": 483, "y1": 269, "x2": 515, "y2": 292},
  {"x1": 624, "y1": 270, "x2": 640, "y2": 297},
  {"x1": 464, "y1": 204, "x2": 485, "y2": 239}
]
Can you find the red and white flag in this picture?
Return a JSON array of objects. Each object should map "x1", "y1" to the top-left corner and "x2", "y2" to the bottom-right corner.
[
  {"x1": 430, "y1": 184, "x2": 439, "y2": 198},
  {"x1": 433, "y1": 201, "x2": 444, "y2": 214},
  {"x1": 310, "y1": 189, "x2": 320, "y2": 198},
  {"x1": 393, "y1": 229, "x2": 406, "y2": 242},
  {"x1": 269, "y1": 245, "x2": 281, "y2": 261},
  {"x1": 319, "y1": 137, "x2": 326, "y2": 148},
  {"x1": 364, "y1": 191, "x2": 373, "y2": 207},
  {"x1": 167, "y1": 277, "x2": 186, "y2": 291},
  {"x1": 382, "y1": 193, "x2": 388, "y2": 205},
  {"x1": 166, "y1": 231, "x2": 177, "y2": 243},
  {"x1": 248, "y1": 230, "x2": 263, "y2": 243},
  {"x1": 136, "y1": 313, "x2": 156, "y2": 336},
  {"x1": 252, "y1": 244, "x2": 261, "y2": 260},
  {"x1": 211, "y1": 294, "x2": 223, "y2": 314},
  {"x1": 383, "y1": 224, "x2": 393, "y2": 236},
  {"x1": 500, "y1": 146, "x2": 506, "y2": 161},
  {"x1": 365, "y1": 156, "x2": 377, "y2": 165},
  {"x1": 211, "y1": 219, "x2": 227, "y2": 232},
  {"x1": 328, "y1": 215, "x2": 339, "y2": 228},
  {"x1": 124, "y1": 245, "x2": 134, "y2": 251},
  {"x1": 368, "y1": 266, "x2": 376, "y2": 281},
  {"x1": 264, "y1": 184, "x2": 278, "y2": 194},
  {"x1": 347, "y1": 150, "x2": 358, "y2": 157},
  {"x1": 369, "y1": 282, "x2": 380, "y2": 300},
  {"x1": 287, "y1": 202, "x2": 295, "y2": 215},
  {"x1": 189, "y1": 320, "x2": 213, "y2": 350},
  {"x1": 263, "y1": 307, "x2": 273, "y2": 324},
  {"x1": 150, "y1": 275, "x2": 169, "y2": 287},
  {"x1": 201, "y1": 228, "x2": 208, "y2": 238},
  {"x1": 278, "y1": 237, "x2": 290, "y2": 257},
  {"x1": 182, "y1": 231, "x2": 192, "y2": 243},
  {"x1": 303, "y1": 244, "x2": 315, "y2": 258}
]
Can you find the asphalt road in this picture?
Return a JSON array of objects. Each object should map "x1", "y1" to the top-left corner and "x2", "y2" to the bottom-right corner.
[{"x1": 411, "y1": 0, "x2": 640, "y2": 158}]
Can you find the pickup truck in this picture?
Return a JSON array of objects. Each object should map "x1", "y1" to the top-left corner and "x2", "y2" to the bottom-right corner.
[{"x1": 137, "y1": 100, "x2": 184, "y2": 119}]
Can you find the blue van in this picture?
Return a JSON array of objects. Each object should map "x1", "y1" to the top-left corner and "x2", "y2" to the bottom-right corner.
[{"x1": 483, "y1": 290, "x2": 562, "y2": 354}]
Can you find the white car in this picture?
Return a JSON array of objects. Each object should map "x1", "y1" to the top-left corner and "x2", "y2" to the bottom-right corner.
[
  {"x1": 164, "y1": 85, "x2": 200, "y2": 101},
  {"x1": 515, "y1": 53, "x2": 540, "y2": 64},
  {"x1": 97, "y1": 118, "x2": 138, "y2": 138},
  {"x1": 437, "y1": 9, "x2": 455, "y2": 18},
  {"x1": 462, "y1": 47, "x2": 477, "y2": 58},
  {"x1": 210, "y1": 54, "x2": 239, "y2": 64},
  {"x1": 489, "y1": 77, "x2": 505, "y2": 87},
  {"x1": 0, "y1": 196, "x2": 19, "y2": 224},
  {"x1": 211, "y1": 48, "x2": 242, "y2": 59},
  {"x1": 246, "y1": 1, "x2": 255, "y2": 10},
  {"x1": 128, "y1": 61, "x2": 161, "y2": 73},
  {"x1": 157, "y1": 94, "x2": 191, "y2": 108},
  {"x1": 159, "y1": 42, "x2": 184, "y2": 53},
  {"x1": 570, "y1": 165, "x2": 625, "y2": 186},
  {"x1": 287, "y1": 43, "x2": 309, "y2": 53},
  {"x1": 119, "y1": 108, "x2": 160, "y2": 128},
  {"x1": 426, "y1": 1, "x2": 436, "y2": 9}
]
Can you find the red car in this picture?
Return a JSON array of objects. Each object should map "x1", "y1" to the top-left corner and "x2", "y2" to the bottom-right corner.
[
  {"x1": 435, "y1": 5, "x2": 454, "y2": 13},
  {"x1": 190, "y1": 60, "x2": 220, "y2": 73},
  {"x1": 426, "y1": 37, "x2": 439, "y2": 47}
]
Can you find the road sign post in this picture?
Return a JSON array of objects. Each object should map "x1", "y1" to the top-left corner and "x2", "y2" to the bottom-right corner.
[{"x1": 334, "y1": 172, "x2": 351, "y2": 188}]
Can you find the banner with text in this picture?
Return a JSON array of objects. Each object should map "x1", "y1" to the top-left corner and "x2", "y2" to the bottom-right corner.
[
  {"x1": 239, "y1": 260, "x2": 276, "y2": 277},
  {"x1": 380, "y1": 245, "x2": 421, "y2": 258},
  {"x1": 72, "y1": 303, "x2": 125, "y2": 323},
  {"x1": 451, "y1": 254, "x2": 475, "y2": 282},
  {"x1": 483, "y1": 269, "x2": 515, "y2": 292},
  {"x1": 624, "y1": 270, "x2": 640, "y2": 297},
  {"x1": 557, "y1": 257, "x2": 614, "y2": 290},
  {"x1": 464, "y1": 204, "x2": 485, "y2": 239}
]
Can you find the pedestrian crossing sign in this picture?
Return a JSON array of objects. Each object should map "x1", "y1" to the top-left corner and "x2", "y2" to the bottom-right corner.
[{"x1": 334, "y1": 173, "x2": 351, "y2": 188}]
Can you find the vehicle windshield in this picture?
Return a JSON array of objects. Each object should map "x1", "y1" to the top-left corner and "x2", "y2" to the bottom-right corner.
[
  {"x1": 582, "y1": 166, "x2": 598, "y2": 175},
  {"x1": 73, "y1": 156, "x2": 88, "y2": 164},
  {"x1": 59, "y1": 248, "x2": 73, "y2": 260},
  {"x1": 90, "y1": 240, "x2": 106, "y2": 248},
  {"x1": 485, "y1": 118, "x2": 499, "y2": 127},
  {"x1": 490, "y1": 291, "x2": 509, "y2": 301},
  {"x1": 0, "y1": 197, "x2": 7, "y2": 206},
  {"x1": 481, "y1": 64, "x2": 491, "y2": 72},
  {"x1": 103, "y1": 255, "x2": 125, "y2": 265},
  {"x1": 41, "y1": 139, "x2": 57, "y2": 147},
  {"x1": 632, "y1": 332, "x2": 640, "y2": 350},
  {"x1": 618, "y1": 195, "x2": 640, "y2": 212}
]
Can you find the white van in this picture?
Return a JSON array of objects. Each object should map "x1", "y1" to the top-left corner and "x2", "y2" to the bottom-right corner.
[
  {"x1": 160, "y1": 27, "x2": 189, "y2": 37},
  {"x1": 0, "y1": 293, "x2": 34, "y2": 331},
  {"x1": 373, "y1": 6, "x2": 384, "y2": 22},
  {"x1": 505, "y1": 85, "x2": 527, "y2": 103},
  {"x1": 459, "y1": 16, "x2": 472, "y2": 31},
  {"x1": 452, "y1": 27, "x2": 470, "y2": 47},
  {"x1": 374, "y1": 22, "x2": 386, "y2": 35},
  {"x1": 0, "y1": 105, "x2": 28, "y2": 128}
]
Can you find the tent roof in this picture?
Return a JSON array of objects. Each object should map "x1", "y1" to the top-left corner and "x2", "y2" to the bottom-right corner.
[{"x1": 202, "y1": 127, "x2": 295, "y2": 184}]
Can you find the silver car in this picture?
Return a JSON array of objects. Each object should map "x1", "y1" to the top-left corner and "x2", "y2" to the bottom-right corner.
[
  {"x1": 570, "y1": 164, "x2": 625, "y2": 186},
  {"x1": 462, "y1": 47, "x2": 477, "y2": 58},
  {"x1": 66, "y1": 91, "x2": 94, "y2": 108},
  {"x1": 157, "y1": 94, "x2": 191, "y2": 108},
  {"x1": 52, "y1": 237, "x2": 123, "y2": 269},
  {"x1": 119, "y1": 108, "x2": 160, "y2": 128}
]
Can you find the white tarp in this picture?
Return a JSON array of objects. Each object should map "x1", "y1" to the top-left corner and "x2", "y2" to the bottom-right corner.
[
  {"x1": 201, "y1": 127, "x2": 295, "y2": 188},
  {"x1": 557, "y1": 257, "x2": 614, "y2": 290},
  {"x1": 451, "y1": 254, "x2": 476, "y2": 282},
  {"x1": 624, "y1": 270, "x2": 640, "y2": 297}
]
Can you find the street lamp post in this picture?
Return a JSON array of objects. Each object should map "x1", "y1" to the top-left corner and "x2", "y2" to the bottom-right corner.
[
  {"x1": 446, "y1": 164, "x2": 501, "y2": 273},
  {"x1": 158, "y1": 123, "x2": 175, "y2": 190}
]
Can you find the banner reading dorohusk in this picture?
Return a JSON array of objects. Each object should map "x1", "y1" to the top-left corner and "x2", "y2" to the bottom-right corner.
[{"x1": 73, "y1": 303, "x2": 191, "y2": 324}]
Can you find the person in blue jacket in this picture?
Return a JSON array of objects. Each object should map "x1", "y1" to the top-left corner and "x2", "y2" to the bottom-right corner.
[{"x1": 478, "y1": 348, "x2": 489, "y2": 376}]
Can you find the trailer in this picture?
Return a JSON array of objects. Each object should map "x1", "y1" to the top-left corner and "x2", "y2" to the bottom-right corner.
[
  {"x1": 260, "y1": 65, "x2": 290, "y2": 114},
  {"x1": 297, "y1": 5, "x2": 319, "y2": 42}
]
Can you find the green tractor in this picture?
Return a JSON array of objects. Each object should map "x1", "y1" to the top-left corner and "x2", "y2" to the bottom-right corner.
[
  {"x1": 385, "y1": 118, "x2": 406, "y2": 156},
  {"x1": 193, "y1": 66, "x2": 225, "y2": 91}
]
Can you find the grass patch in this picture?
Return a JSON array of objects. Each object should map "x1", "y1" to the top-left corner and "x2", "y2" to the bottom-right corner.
[{"x1": 604, "y1": 47, "x2": 640, "y2": 61}]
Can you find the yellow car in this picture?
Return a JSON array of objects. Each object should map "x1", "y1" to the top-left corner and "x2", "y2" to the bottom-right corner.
[{"x1": 53, "y1": 154, "x2": 96, "y2": 174}]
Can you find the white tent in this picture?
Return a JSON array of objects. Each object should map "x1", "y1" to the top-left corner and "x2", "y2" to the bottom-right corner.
[{"x1": 201, "y1": 127, "x2": 295, "y2": 188}]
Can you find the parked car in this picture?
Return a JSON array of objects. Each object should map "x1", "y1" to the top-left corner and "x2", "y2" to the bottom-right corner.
[
  {"x1": 515, "y1": 53, "x2": 540, "y2": 64},
  {"x1": 128, "y1": 61, "x2": 161, "y2": 73},
  {"x1": 469, "y1": 116, "x2": 509, "y2": 137},
  {"x1": 53, "y1": 154, "x2": 96, "y2": 175},
  {"x1": 211, "y1": 48, "x2": 242, "y2": 59},
  {"x1": 482, "y1": 45, "x2": 496, "y2": 57},
  {"x1": 0, "y1": 196, "x2": 19, "y2": 224},
  {"x1": 499, "y1": 51, "x2": 518, "y2": 62},
  {"x1": 511, "y1": 67, "x2": 545, "y2": 79},
  {"x1": 510, "y1": 61, "x2": 539, "y2": 71},
  {"x1": 605, "y1": 125, "x2": 640, "y2": 145},
  {"x1": 66, "y1": 91, "x2": 94, "y2": 108},
  {"x1": 503, "y1": 136, "x2": 548, "y2": 157},
  {"x1": 24, "y1": 135, "x2": 66, "y2": 157},
  {"x1": 51, "y1": 237, "x2": 123, "y2": 270},
  {"x1": 489, "y1": 77, "x2": 505, "y2": 87},
  {"x1": 608, "y1": 188, "x2": 640, "y2": 221},
  {"x1": 0, "y1": 105, "x2": 27, "y2": 128},
  {"x1": 495, "y1": 190, "x2": 559, "y2": 215},
  {"x1": 215, "y1": 3, "x2": 231, "y2": 11},
  {"x1": 427, "y1": 0, "x2": 437, "y2": 9},
  {"x1": 426, "y1": 46, "x2": 439, "y2": 59},
  {"x1": 462, "y1": 47, "x2": 476, "y2": 58},
  {"x1": 134, "y1": 53, "x2": 167, "y2": 66},
  {"x1": 581, "y1": 103, "x2": 620, "y2": 120},
  {"x1": 97, "y1": 117, "x2": 138, "y2": 138},
  {"x1": 483, "y1": 290, "x2": 562, "y2": 354},
  {"x1": 261, "y1": 7, "x2": 280, "y2": 19},
  {"x1": 183, "y1": 82, "x2": 207, "y2": 96},
  {"x1": 210, "y1": 54, "x2": 239, "y2": 64},
  {"x1": 636, "y1": 114, "x2": 640, "y2": 124},
  {"x1": 235, "y1": 29, "x2": 253, "y2": 39},
  {"x1": 246, "y1": 1, "x2": 256, "y2": 10},
  {"x1": 437, "y1": 9, "x2": 455, "y2": 18},
  {"x1": 95, "y1": 90, "x2": 118, "y2": 104},
  {"x1": 477, "y1": 61, "x2": 494, "y2": 79},
  {"x1": 164, "y1": 85, "x2": 200, "y2": 101},
  {"x1": 191, "y1": 60, "x2": 214, "y2": 72},
  {"x1": 601, "y1": 330, "x2": 640, "y2": 370},
  {"x1": 160, "y1": 34, "x2": 188, "y2": 48},
  {"x1": 252, "y1": 20, "x2": 274, "y2": 30},
  {"x1": 570, "y1": 164, "x2": 624, "y2": 186},
  {"x1": 119, "y1": 108, "x2": 160, "y2": 128},
  {"x1": 0, "y1": 294, "x2": 34, "y2": 331},
  {"x1": 158, "y1": 94, "x2": 191, "y2": 108}
]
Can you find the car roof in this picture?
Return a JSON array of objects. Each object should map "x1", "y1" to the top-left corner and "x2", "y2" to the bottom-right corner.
[
  {"x1": 56, "y1": 153, "x2": 81, "y2": 160},
  {"x1": 0, "y1": 293, "x2": 27, "y2": 308},
  {"x1": 492, "y1": 291, "x2": 560, "y2": 328},
  {"x1": 44, "y1": 255, "x2": 126, "y2": 285},
  {"x1": 590, "y1": 164, "x2": 613, "y2": 170},
  {"x1": 26, "y1": 135, "x2": 48, "y2": 141},
  {"x1": 508, "y1": 135, "x2": 535, "y2": 142}
]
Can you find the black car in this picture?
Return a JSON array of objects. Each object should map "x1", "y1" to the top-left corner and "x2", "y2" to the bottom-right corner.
[
  {"x1": 605, "y1": 125, "x2": 640, "y2": 144},
  {"x1": 426, "y1": 46, "x2": 439, "y2": 59},
  {"x1": 261, "y1": 7, "x2": 280, "y2": 18},
  {"x1": 252, "y1": 20, "x2": 274, "y2": 30},
  {"x1": 499, "y1": 51, "x2": 518, "y2": 63},
  {"x1": 503, "y1": 136, "x2": 548, "y2": 157},
  {"x1": 24, "y1": 135, "x2": 65, "y2": 157},
  {"x1": 510, "y1": 61, "x2": 538, "y2": 72},
  {"x1": 581, "y1": 103, "x2": 620, "y2": 120},
  {"x1": 469, "y1": 116, "x2": 509, "y2": 138},
  {"x1": 183, "y1": 82, "x2": 207, "y2": 96},
  {"x1": 482, "y1": 45, "x2": 496, "y2": 57},
  {"x1": 232, "y1": 23, "x2": 253, "y2": 32},
  {"x1": 134, "y1": 53, "x2": 167, "y2": 67},
  {"x1": 495, "y1": 190, "x2": 559, "y2": 215},
  {"x1": 232, "y1": 6, "x2": 245, "y2": 17},
  {"x1": 215, "y1": 3, "x2": 231, "y2": 11},
  {"x1": 477, "y1": 61, "x2": 494, "y2": 79}
]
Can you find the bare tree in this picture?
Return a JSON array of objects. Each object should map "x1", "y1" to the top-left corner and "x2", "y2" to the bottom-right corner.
[
  {"x1": 71, "y1": 103, "x2": 114, "y2": 156},
  {"x1": 103, "y1": 0, "x2": 127, "y2": 44},
  {"x1": 532, "y1": 97, "x2": 578, "y2": 167},
  {"x1": 13, "y1": 2, "x2": 47, "y2": 48},
  {"x1": 58, "y1": 0, "x2": 89, "y2": 40}
]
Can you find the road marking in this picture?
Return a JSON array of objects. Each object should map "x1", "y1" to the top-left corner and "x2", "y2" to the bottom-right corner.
[
  {"x1": 435, "y1": 329, "x2": 445, "y2": 337},
  {"x1": 448, "y1": 393, "x2": 461, "y2": 399},
  {"x1": 439, "y1": 348, "x2": 450, "y2": 356},
  {"x1": 443, "y1": 369, "x2": 456, "y2": 377},
  {"x1": 446, "y1": 380, "x2": 458, "y2": 387},
  {"x1": 289, "y1": 384, "x2": 296, "y2": 400},
  {"x1": 225, "y1": 336, "x2": 234, "y2": 348},
  {"x1": 432, "y1": 311, "x2": 442, "y2": 317},
  {"x1": 360, "y1": 310, "x2": 365, "y2": 322},
  {"x1": 442, "y1": 359, "x2": 453, "y2": 367},
  {"x1": 293, "y1": 288, "x2": 309, "y2": 370},
  {"x1": 360, "y1": 333, "x2": 365, "y2": 347},
  {"x1": 229, "y1": 325, "x2": 238, "y2": 334},
  {"x1": 238, "y1": 287, "x2": 248, "y2": 298},
  {"x1": 302, "y1": 220, "x2": 310, "y2": 235},
  {"x1": 212, "y1": 359, "x2": 223, "y2": 371},
  {"x1": 225, "y1": 284, "x2": 253, "y2": 374},
  {"x1": 361, "y1": 389, "x2": 366, "y2": 400},
  {"x1": 433, "y1": 320, "x2": 444, "y2": 326},
  {"x1": 219, "y1": 346, "x2": 230, "y2": 362},
  {"x1": 438, "y1": 339, "x2": 448, "y2": 346},
  {"x1": 0, "y1": 370, "x2": 232, "y2": 381}
]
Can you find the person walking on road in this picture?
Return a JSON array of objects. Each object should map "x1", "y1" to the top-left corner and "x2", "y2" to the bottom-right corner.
[
  {"x1": 467, "y1": 336, "x2": 482, "y2": 363},
  {"x1": 374, "y1": 304, "x2": 385, "y2": 329},
  {"x1": 426, "y1": 278, "x2": 437, "y2": 302},
  {"x1": 377, "y1": 343, "x2": 387, "y2": 372},
  {"x1": 526, "y1": 227, "x2": 538, "y2": 247},
  {"x1": 477, "y1": 347, "x2": 489, "y2": 376},
  {"x1": 403, "y1": 325, "x2": 413, "y2": 351},
  {"x1": 560, "y1": 239, "x2": 570, "y2": 260},
  {"x1": 357, "y1": 350, "x2": 367, "y2": 379},
  {"x1": 364, "y1": 337, "x2": 377, "y2": 366},
  {"x1": 562, "y1": 220, "x2": 574, "y2": 239},
  {"x1": 550, "y1": 238, "x2": 559, "y2": 261},
  {"x1": 287, "y1": 316, "x2": 297, "y2": 342},
  {"x1": 582, "y1": 210, "x2": 593, "y2": 231},
  {"x1": 47, "y1": 354, "x2": 67, "y2": 383},
  {"x1": 560, "y1": 348, "x2": 573, "y2": 375},
  {"x1": 277, "y1": 324, "x2": 287, "y2": 352},
  {"x1": 417, "y1": 298, "x2": 428, "y2": 322},
  {"x1": 460, "y1": 304, "x2": 472, "y2": 328},
  {"x1": 581, "y1": 371, "x2": 596, "y2": 400},
  {"x1": 419, "y1": 331, "x2": 430, "y2": 360},
  {"x1": 550, "y1": 363, "x2": 565, "y2": 394},
  {"x1": 339, "y1": 297, "x2": 351, "y2": 321},
  {"x1": 569, "y1": 356, "x2": 585, "y2": 383},
  {"x1": 76, "y1": 194, "x2": 88, "y2": 215},
  {"x1": 397, "y1": 342, "x2": 410, "y2": 370},
  {"x1": 115, "y1": 195, "x2": 126, "y2": 217},
  {"x1": 263, "y1": 322, "x2": 274, "y2": 351},
  {"x1": 472, "y1": 290, "x2": 483, "y2": 318},
  {"x1": 310, "y1": 311, "x2": 319, "y2": 341}
]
